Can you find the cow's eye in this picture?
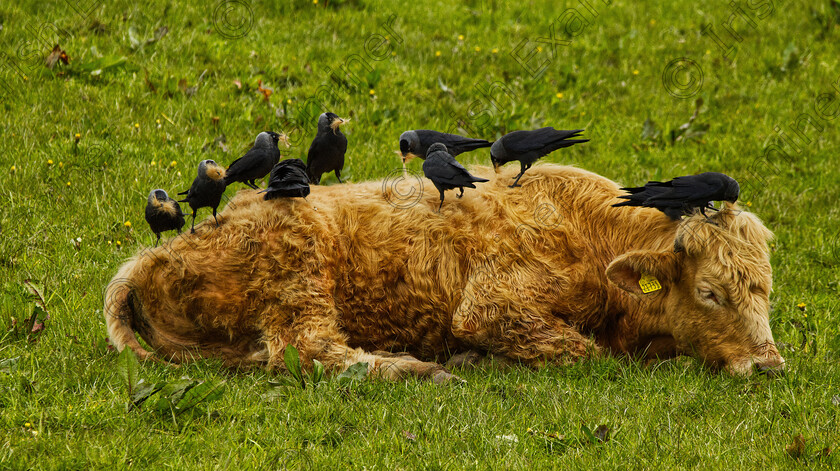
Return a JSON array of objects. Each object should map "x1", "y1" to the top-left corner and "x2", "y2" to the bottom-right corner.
[{"x1": 699, "y1": 289, "x2": 720, "y2": 306}]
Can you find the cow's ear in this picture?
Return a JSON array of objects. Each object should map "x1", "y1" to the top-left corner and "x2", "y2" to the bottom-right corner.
[{"x1": 606, "y1": 251, "x2": 681, "y2": 295}]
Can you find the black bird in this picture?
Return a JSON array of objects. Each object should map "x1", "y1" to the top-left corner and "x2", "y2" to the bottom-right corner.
[
  {"x1": 422, "y1": 142, "x2": 489, "y2": 211},
  {"x1": 260, "y1": 159, "x2": 310, "y2": 200},
  {"x1": 144, "y1": 189, "x2": 186, "y2": 246},
  {"x1": 178, "y1": 159, "x2": 228, "y2": 233},
  {"x1": 399, "y1": 130, "x2": 492, "y2": 163},
  {"x1": 612, "y1": 172, "x2": 740, "y2": 220},
  {"x1": 490, "y1": 128, "x2": 589, "y2": 187},
  {"x1": 306, "y1": 112, "x2": 348, "y2": 185},
  {"x1": 225, "y1": 131, "x2": 289, "y2": 189}
]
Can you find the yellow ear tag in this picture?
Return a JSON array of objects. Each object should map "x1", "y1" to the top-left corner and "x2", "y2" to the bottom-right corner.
[{"x1": 639, "y1": 273, "x2": 662, "y2": 293}]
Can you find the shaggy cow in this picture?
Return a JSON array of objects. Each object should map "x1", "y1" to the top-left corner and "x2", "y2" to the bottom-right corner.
[{"x1": 104, "y1": 164, "x2": 784, "y2": 379}]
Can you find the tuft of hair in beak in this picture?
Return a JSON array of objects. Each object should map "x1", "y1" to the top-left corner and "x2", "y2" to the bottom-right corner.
[
  {"x1": 279, "y1": 133, "x2": 291, "y2": 148},
  {"x1": 330, "y1": 117, "x2": 349, "y2": 132},
  {"x1": 206, "y1": 162, "x2": 226, "y2": 181}
]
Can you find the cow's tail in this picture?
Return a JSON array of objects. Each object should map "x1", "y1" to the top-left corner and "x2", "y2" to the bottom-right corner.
[{"x1": 103, "y1": 258, "x2": 154, "y2": 360}]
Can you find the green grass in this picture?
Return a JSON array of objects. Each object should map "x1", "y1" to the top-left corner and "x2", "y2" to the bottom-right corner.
[{"x1": 1, "y1": 0, "x2": 839, "y2": 468}]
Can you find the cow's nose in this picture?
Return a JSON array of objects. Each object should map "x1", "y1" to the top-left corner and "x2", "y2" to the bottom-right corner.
[{"x1": 756, "y1": 363, "x2": 785, "y2": 378}]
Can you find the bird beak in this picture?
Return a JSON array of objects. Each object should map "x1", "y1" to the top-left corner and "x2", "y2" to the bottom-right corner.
[
  {"x1": 403, "y1": 152, "x2": 420, "y2": 164},
  {"x1": 492, "y1": 162, "x2": 500, "y2": 173}
]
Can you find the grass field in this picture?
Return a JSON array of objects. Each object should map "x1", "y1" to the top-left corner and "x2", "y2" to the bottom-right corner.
[{"x1": 1, "y1": 0, "x2": 839, "y2": 468}]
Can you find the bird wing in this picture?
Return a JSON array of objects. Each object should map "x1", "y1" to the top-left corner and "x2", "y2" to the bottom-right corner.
[
  {"x1": 502, "y1": 128, "x2": 585, "y2": 154},
  {"x1": 422, "y1": 131, "x2": 491, "y2": 154},
  {"x1": 646, "y1": 176, "x2": 726, "y2": 203},
  {"x1": 425, "y1": 151, "x2": 488, "y2": 186}
]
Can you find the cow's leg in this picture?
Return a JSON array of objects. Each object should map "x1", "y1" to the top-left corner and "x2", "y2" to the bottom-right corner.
[
  {"x1": 450, "y1": 276, "x2": 599, "y2": 367},
  {"x1": 258, "y1": 302, "x2": 460, "y2": 383}
]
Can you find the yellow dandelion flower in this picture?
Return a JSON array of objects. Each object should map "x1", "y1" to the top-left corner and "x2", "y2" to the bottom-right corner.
[
  {"x1": 124, "y1": 221, "x2": 131, "y2": 228},
  {"x1": 435, "y1": 51, "x2": 441, "y2": 57},
  {"x1": 369, "y1": 89, "x2": 375, "y2": 95},
  {"x1": 151, "y1": 161, "x2": 156, "y2": 166},
  {"x1": 556, "y1": 92, "x2": 563, "y2": 99},
  {"x1": 74, "y1": 133, "x2": 81, "y2": 140},
  {"x1": 537, "y1": 46, "x2": 543, "y2": 53},
  {"x1": 134, "y1": 123, "x2": 140, "y2": 129},
  {"x1": 116, "y1": 240, "x2": 122, "y2": 246},
  {"x1": 746, "y1": 201, "x2": 752, "y2": 207},
  {"x1": 458, "y1": 35, "x2": 464, "y2": 41},
  {"x1": 170, "y1": 160, "x2": 177, "y2": 167},
  {"x1": 474, "y1": 46, "x2": 481, "y2": 52},
  {"x1": 492, "y1": 48, "x2": 499, "y2": 54},
  {"x1": 313, "y1": 0, "x2": 317, "y2": 4},
  {"x1": 66, "y1": 181, "x2": 71, "y2": 187},
  {"x1": 25, "y1": 422, "x2": 31, "y2": 427},
  {"x1": 633, "y1": 70, "x2": 640, "y2": 75},
  {"x1": 287, "y1": 99, "x2": 292, "y2": 104},
  {"x1": 706, "y1": 50, "x2": 711, "y2": 55},
  {"x1": 47, "y1": 159, "x2": 54, "y2": 165},
  {"x1": 10, "y1": 165, "x2": 15, "y2": 172},
  {"x1": 177, "y1": 171, "x2": 182, "y2": 177},
  {"x1": 156, "y1": 119, "x2": 161, "y2": 124},
  {"x1": 797, "y1": 302, "x2": 806, "y2": 310},
  {"x1": 649, "y1": 19, "x2": 656, "y2": 26},
  {"x1": 59, "y1": 162, "x2": 64, "y2": 168}
]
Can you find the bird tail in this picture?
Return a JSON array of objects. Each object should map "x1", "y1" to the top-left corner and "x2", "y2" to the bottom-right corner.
[
  {"x1": 611, "y1": 199, "x2": 640, "y2": 208},
  {"x1": 461, "y1": 140, "x2": 493, "y2": 152}
]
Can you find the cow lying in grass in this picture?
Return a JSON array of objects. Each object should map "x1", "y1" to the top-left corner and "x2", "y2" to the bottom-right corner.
[{"x1": 104, "y1": 164, "x2": 784, "y2": 380}]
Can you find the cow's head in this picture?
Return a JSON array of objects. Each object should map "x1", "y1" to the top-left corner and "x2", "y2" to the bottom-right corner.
[{"x1": 606, "y1": 206, "x2": 784, "y2": 376}]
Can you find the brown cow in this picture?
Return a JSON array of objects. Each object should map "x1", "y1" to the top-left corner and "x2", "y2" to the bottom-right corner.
[{"x1": 104, "y1": 164, "x2": 784, "y2": 379}]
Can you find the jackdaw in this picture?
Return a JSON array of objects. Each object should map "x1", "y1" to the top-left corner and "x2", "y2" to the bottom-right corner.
[
  {"x1": 306, "y1": 112, "x2": 348, "y2": 184},
  {"x1": 225, "y1": 131, "x2": 289, "y2": 189},
  {"x1": 490, "y1": 128, "x2": 589, "y2": 187},
  {"x1": 612, "y1": 172, "x2": 740, "y2": 220},
  {"x1": 178, "y1": 159, "x2": 227, "y2": 233},
  {"x1": 144, "y1": 189, "x2": 186, "y2": 246},
  {"x1": 399, "y1": 130, "x2": 492, "y2": 163},
  {"x1": 260, "y1": 159, "x2": 310, "y2": 200},
  {"x1": 423, "y1": 142, "x2": 489, "y2": 211}
]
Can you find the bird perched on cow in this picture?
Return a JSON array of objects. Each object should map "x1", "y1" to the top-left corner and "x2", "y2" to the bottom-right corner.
[
  {"x1": 224, "y1": 131, "x2": 289, "y2": 189},
  {"x1": 260, "y1": 159, "x2": 310, "y2": 200},
  {"x1": 144, "y1": 189, "x2": 185, "y2": 246},
  {"x1": 306, "y1": 112, "x2": 349, "y2": 185},
  {"x1": 490, "y1": 128, "x2": 589, "y2": 187},
  {"x1": 178, "y1": 159, "x2": 227, "y2": 233},
  {"x1": 399, "y1": 130, "x2": 492, "y2": 164},
  {"x1": 423, "y1": 142, "x2": 489, "y2": 212},
  {"x1": 612, "y1": 172, "x2": 740, "y2": 220}
]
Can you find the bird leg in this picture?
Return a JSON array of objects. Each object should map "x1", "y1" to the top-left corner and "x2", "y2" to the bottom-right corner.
[
  {"x1": 456, "y1": 187, "x2": 464, "y2": 198},
  {"x1": 190, "y1": 210, "x2": 197, "y2": 234},
  {"x1": 246, "y1": 181, "x2": 259, "y2": 190},
  {"x1": 509, "y1": 163, "x2": 531, "y2": 188},
  {"x1": 154, "y1": 234, "x2": 161, "y2": 248},
  {"x1": 213, "y1": 208, "x2": 219, "y2": 227},
  {"x1": 509, "y1": 172, "x2": 526, "y2": 188},
  {"x1": 437, "y1": 191, "x2": 445, "y2": 212},
  {"x1": 335, "y1": 170, "x2": 343, "y2": 184}
]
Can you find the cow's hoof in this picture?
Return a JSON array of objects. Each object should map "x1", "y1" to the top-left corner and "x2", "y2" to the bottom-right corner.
[{"x1": 432, "y1": 370, "x2": 466, "y2": 384}]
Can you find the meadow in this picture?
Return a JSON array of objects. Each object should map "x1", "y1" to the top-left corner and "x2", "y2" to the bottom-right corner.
[{"x1": 1, "y1": 0, "x2": 839, "y2": 468}]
